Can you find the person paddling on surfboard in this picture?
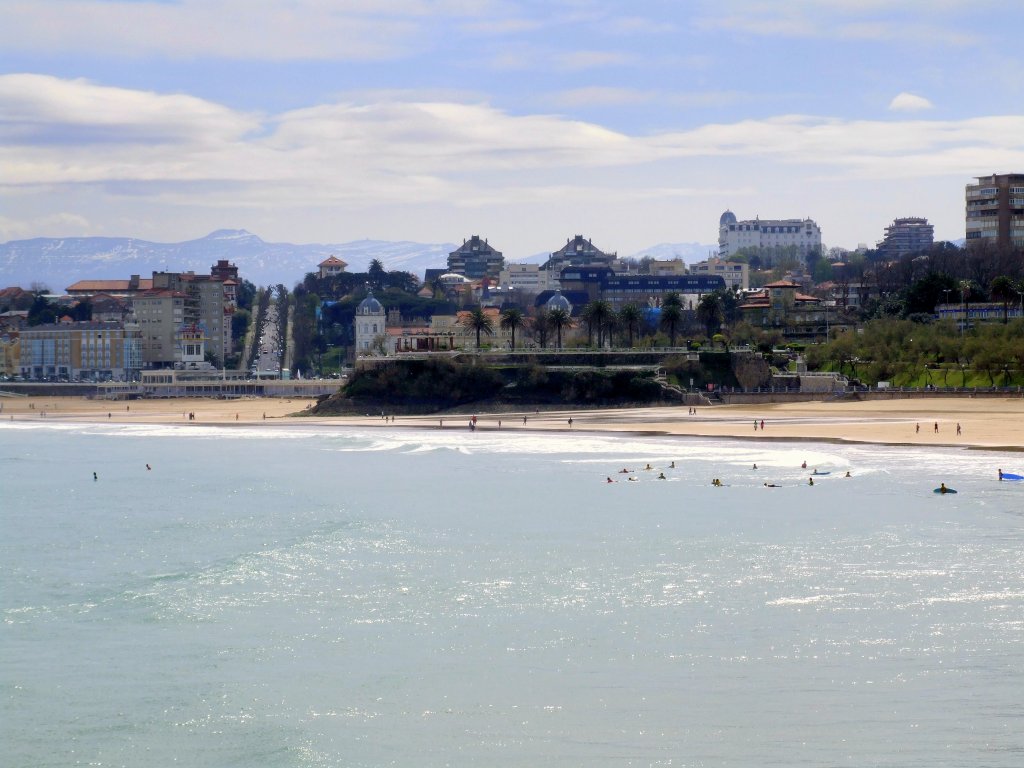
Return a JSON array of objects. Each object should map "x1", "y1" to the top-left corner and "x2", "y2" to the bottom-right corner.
[{"x1": 939, "y1": 482, "x2": 949, "y2": 494}]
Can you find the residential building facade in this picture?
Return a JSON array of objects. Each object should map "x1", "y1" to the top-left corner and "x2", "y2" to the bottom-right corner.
[
  {"x1": 877, "y1": 217, "x2": 934, "y2": 257},
  {"x1": 965, "y1": 173, "x2": 1024, "y2": 249},
  {"x1": 557, "y1": 267, "x2": 726, "y2": 310},
  {"x1": 541, "y1": 235, "x2": 616, "y2": 283},
  {"x1": 738, "y1": 280, "x2": 833, "y2": 338},
  {"x1": 0, "y1": 333, "x2": 20, "y2": 379},
  {"x1": 718, "y1": 210, "x2": 822, "y2": 264},
  {"x1": 318, "y1": 256, "x2": 348, "y2": 279},
  {"x1": 689, "y1": 257, "x2": 749, "y2": 290},
  {"x1": 354, "y1": 292, "x2": 386, "y2": 355},
  {"x1": 18, "y1": 322, "x2": 142, "y2": 381},
  {"x1": 448, "y1": 236, "x2": 504, "y2": 280}
]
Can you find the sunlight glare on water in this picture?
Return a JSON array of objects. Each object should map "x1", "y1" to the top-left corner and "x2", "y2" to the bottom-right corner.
[{"x1": 2, "y1": 422, "x2": 1024, "y2": 767}]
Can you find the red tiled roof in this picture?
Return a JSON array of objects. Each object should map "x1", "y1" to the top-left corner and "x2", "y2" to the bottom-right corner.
[
  {"x1": 66, "y1": 279, "x2": 154, "y2": 293},
  {"x1": 319, "y1": 256, "x2": 348, "y2": 267},
  {"x1": 762, "y1": 280, "x2": 800, "y2": 288}
]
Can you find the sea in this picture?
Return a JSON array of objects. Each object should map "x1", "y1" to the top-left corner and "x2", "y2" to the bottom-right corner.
[{"x1": 2, "y1": 420, "x2": 1024, "y2": 768}]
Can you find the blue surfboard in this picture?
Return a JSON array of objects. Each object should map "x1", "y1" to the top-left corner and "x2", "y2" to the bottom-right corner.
[
  {"x1": 1000, "y1": 472, "x2": 1023, "y2": 481},
  {"x1": 934, "y1": 487, "x2": 957, "y2": 494}
]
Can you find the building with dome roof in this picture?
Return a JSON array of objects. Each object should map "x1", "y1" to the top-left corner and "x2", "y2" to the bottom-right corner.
[
  {"x1": 546, "y1": 290, "x2": 573, "y2": 314},
  {"x1": 354, "y1": 291, "x2": 386, "y2": 355},
  {"x1": 718, "y1": 211, "x2": 821, "y2": 265}
]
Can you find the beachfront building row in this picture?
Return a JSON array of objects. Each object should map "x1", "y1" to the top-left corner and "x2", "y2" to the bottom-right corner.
[
  {"x1": 17, "y1": 322, "x2": 142, "y2": 381},
  {"x1": 66, "y1": 260, "x2": 239, "y2": 368}
]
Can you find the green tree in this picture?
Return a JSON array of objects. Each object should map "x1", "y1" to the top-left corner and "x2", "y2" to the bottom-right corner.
[
  {"x1": 460, "y1": 307, "x2": 493, "y2": 349},
  {"x1": 617, "y1": 303, "x2": 643, "y2": 348},
  {"x1": 659, "y1": 292, "x2": 684, "y2": 347},
  {"x1": 499, "y1": 307, "x2": 525, "y2": 350},
  {"x1": 989, "y1": 275, "x2": 1018, "y2": 324},
  {"x1": 581, "y1": 300, "x2": 613, "y2": 347},
  {"x1": 532, "y1": 310, "x2": 551, "y2": 349},
  {"x1": 368, "y1": 259, "x2": 386, "y2": 289},
  {"x1": 547, "y1": 307, "x2": 572, "y2": 350},
  {"x1": 697, "y1": 292, "x2": 725, "y2": 337}
]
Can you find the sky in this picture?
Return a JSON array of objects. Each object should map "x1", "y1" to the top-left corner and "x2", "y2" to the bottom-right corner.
[{"x1": 1, "y1": 0, "x2": 1023, "y2": 259}]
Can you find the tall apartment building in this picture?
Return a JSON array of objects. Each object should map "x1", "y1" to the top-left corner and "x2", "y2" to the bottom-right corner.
[
  {"x1": 67, "y1": 260, "x2": 239, "y2": 368},
  {"x1": 18, "y1": 322, "x2": 142, "y2": 381},
  {"x1": 448, "y1": 236, "x2": 504, "y2": 280},
  {"x1": 965, "y1": 173, "x2": 1024, "y2": 249},
  {"x1": 132, "y1": 290, "x2": 187, "y2": 366},
  {"x1": 718, "y1": 210, "x2": 822, "y2": 264},
  {"x1": 541, "y1": 236, "x2": 616, "y2": 285},
  {"x1": 877, "y1": 217, "x2": 934, "y2": 257}
]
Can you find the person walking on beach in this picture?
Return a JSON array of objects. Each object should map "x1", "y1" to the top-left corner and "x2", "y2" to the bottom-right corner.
[
  {"x1": 760, "y1": 419, "x2": 765, "y2": 430},
  {"x1": 568, "y1": 417, "x2": 573, "y2": 429},
  {"x1": 956, "y1": 422, "x2": 961, "y2": 436},
  {"x1": 916, "y1": 423, "x2": 920, "y2": 434},
  {"x1": 754, "y1": 419, "x2": 758, "y2": 430},
  {"x1": 934, "y1": 422, "x2": 939, "y2": 433}
]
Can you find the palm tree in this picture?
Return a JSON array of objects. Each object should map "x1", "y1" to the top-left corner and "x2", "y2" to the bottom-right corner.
[
  {"x1": 499, "y1": 307, "x2": 525, "y2": 350},
  {"x1": 547, "y1": 307, "x2": 572, "y2": 350},
  {"x1": 617, "y1": 303, "x2": 643, "y2": 348},
  {"x1": 460, "y1": 307, "x2": 493, "y2": 348},
  {"x1": 532, "y1": 309, "x2": 551, "y2": 349},
  {"x1": 659, "y1": 292, "x2": 684, "y2": 347},
  {"x1": 590, "y1": 300, "x2": 613, "y2": 347},
  {"x1": 697, "y1": 292, "x2": 725, "y2": 337},
  {"x1": 580, "y1": 302, "x2": 597, "y2": 346},
  {"x1": 368, "y1": 259, "x2": 385, "y2": 289},
  {"x1": 989, "y1": 275, "x2": 1017, "y2": 324}
]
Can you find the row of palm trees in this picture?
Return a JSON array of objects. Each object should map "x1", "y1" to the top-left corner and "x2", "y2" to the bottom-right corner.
[{"x1": 458, "y1": 290, "x2": 727, "y2": 350}]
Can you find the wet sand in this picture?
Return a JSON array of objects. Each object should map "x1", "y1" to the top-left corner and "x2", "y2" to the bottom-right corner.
[{"x1": 3, "y1": 395, "x2": 1023, "y2": 450}]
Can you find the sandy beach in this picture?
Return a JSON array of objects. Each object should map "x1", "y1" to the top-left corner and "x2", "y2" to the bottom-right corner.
[{"x1": 3, "y1": 394, "x2": 1023, "y2": 450}]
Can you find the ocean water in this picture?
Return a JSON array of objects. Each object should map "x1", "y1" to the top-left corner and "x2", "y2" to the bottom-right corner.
[{"x1": 2, "y1": 420, "x2": 1024, "y2": 768}]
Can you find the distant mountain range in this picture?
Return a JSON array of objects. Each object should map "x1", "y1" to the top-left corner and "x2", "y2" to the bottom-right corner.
[{"x1": 0, "y1": 229, "x2": 716, "y2": 291}]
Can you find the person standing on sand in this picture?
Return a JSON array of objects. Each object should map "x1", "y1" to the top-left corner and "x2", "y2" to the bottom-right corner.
[
  {"x1": 934, "y1": 422, "x2": 939, "y2": 433},
  {"x1": 760, "y1": 419, "x2": 765, "y2": 430},
  {"x1": 916, "y1": 423, "x2": 920, "y2": 434},
  {"x1": 956, "y1": 422, "x2": 961, "y2": 436}
]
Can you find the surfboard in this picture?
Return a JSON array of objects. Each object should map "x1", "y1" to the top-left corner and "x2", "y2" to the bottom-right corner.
[
  {"x1": 812, "y1": 471, "x2": 831, "y2": 476},
  {"x1": 933, "y1": 487, "x2": 957, "y2": 494},
  {"x1": 1000, "y1": 472, "x2": 1023, "y2": 481}
]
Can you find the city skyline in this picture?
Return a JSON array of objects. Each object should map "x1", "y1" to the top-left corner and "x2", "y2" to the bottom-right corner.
[{"x1": 1, "y1": 0, "x2": 1022, "y2": 258}]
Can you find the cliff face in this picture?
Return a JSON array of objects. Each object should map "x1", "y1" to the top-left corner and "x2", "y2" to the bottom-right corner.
[{"x1": 310, "y1": 359, "x2": 666, "y2": 415}]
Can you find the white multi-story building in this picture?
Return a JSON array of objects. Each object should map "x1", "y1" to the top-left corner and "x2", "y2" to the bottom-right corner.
[
  {"x1": 354, "y1": 292, "x2": 386, "y2": 355},
  {"x1": 718, "y1": 210, "x2": 822, "y2": 264},
  {"x1": 497, "y1": 263, "x2": 553, "y2": 294},
  {"x1": 689, "y1": 257, "x2": 749, "y2": 290}
]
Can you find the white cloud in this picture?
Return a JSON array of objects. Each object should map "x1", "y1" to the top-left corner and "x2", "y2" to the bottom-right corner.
[
  {"x1": 0, "y1": 0, "x2": 471, "y2": 60},
  {"x1": 889, "y1": 92, "x2": 934, "y2": 112},
  {"x1": 2, "y1": 75, "x2": 1022, "y2": 249}
]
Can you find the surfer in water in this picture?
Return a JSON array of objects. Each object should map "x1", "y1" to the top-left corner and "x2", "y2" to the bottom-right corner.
[
  {"x1": 808, "y1": 477, "x2": 814, "y2": 486},
  {"x1": 998, "y1": 468, "x2": 1004, "y2": 481},
  {"x1": 801, "y1": 460, "x2": 807, "y2": 469},
  {"x1": 939, "y1": 482, "x2": 950, "y2": 494}
]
